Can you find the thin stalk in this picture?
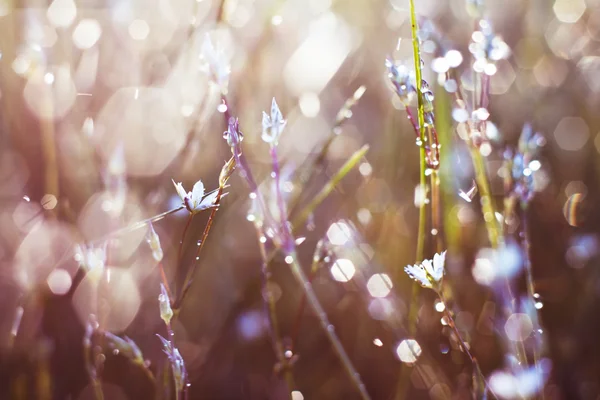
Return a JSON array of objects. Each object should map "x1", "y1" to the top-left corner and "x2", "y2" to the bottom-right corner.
[
  {"x1": 286, "y1": 253, "x2": 371, "y2": 400},
  {"x1": 158, "y1": 262, "x2": 174, "y2": 301},
  {"x1": 471, "y1": 146, "x2": 530, "y2": 365},
  {"x1": 174, "y1": 187, "x2": 224, "y2": 310},
  {"x1": 398, "y1": 1, "x2": 428, "y2": 399},
  {"x1": 91, "y1": 206, "x2": 185, "y2": 246},
  {"x1": 430, "y1": 169, "x2": 442, "y2": 253},
  {"x1": 404, "y1": 105, "x2": 420, "y2": 136},
  {"x1": 256, "y1": 231, "x2": 294, "y2": 399},
  {"x1": 175, "y1": 214, "x2": 194, "y2": 293},
  {"x1": 408, "y1": 0, "x2": 428, "y2": 331},
  {"x1": 521, "y1": 214, "x2": 544, "y2": 400},
  {"x1": 270, "y1": 146, "x2": 291, "y2": 247},
  {"x1": 290, "y1": 240, "x2": 326, "y2": 346},
  {"x1": 40, "y1": 92, "x2": 59, "y2": 219},
  {"x1": 470, "y1": 147, "x2": 501, "y2": 249},
  {"x1": 291, "y1": 144, "x2": 369, "y2": 229},
  {"x1": 288, "y1": 86, "x2": 366, "y2": 216},
  {"x1": 435, "y1": 290, "x2": 496, "y2": 399}
]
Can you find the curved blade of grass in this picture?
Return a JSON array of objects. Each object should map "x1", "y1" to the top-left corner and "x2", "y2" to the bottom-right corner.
[{"x1": 291, "y1": 144, "x2": 369, "y2": 229}]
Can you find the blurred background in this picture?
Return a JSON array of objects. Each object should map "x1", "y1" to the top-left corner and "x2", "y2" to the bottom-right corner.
[{"x1": 1, "y1": 0, "x2": 600, "y2": 398}]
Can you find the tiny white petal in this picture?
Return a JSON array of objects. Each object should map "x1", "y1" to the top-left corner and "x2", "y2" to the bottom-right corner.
[
  {"x1": 197, "y1": 190, "x2": 219, "y2": 211},
  {"x1": 421, "y1": 259, "x2": 435, "y2": 278},
  {"x1": 431, "y1": 251, "x2": 446, "y2": 281},
  {"x1": 172, "y1": 180, "x2": 188, "y2": 202},
  {"x1": 191, "y1": 180, "x2": 205, "y2": 207},
  {"x1": 262, "y1": 111, "x2": 272, "y2": 138},
  {"x1": 404, "y1": 264, "x2": 432, "y2": 288},
  {"x1": 271, "y1": 98, "x2": 282, "y2": 122}
]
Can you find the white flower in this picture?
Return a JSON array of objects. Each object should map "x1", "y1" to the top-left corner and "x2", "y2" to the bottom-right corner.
[
  {"x1": 404, "y1": 250, "x2": 446, "y2": 289},
  {"x1": 261, "y1": 97, "x2": 286, "y2": 146},
  {"x1": 172, "y1": 179, "x2": 218, "y2": 214}
]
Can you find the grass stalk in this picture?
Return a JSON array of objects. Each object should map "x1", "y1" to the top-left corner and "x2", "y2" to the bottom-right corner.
[
  {"x1": 470, "y1": 147, "x2": 501, "y2": 249},
  {"x1": 175, "y1": 214, "x2": 194, "y2": 293},
  {"x1": 255, "y1": 231, "x2": 294, "y2": 399},
  {"x1": 397, "y1": 1, "x2": 428, "y2": 398},
  {"x1": 435, "y1": 290, "x2": 495, "y2": 399},
  {"x1": 285, "y1": 252, "x2": 371, "y2": 400},
  {"x1": 174, "y1": 185, "x2": 225, "y2": 310},
  {"x1": 291, "y1": 144, "x2": 369, "y2": 229}
]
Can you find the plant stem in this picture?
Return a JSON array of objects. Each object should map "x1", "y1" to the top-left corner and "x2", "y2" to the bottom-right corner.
[
  {"x1": 91, "y1": 206, "x2": 185, "y2": 246},
  {"x1": 470, "y1": 147, "x2": 501, "y2": 249},
  {"x1": 286, "y1": 253, "x2": 371, "y2": 400},
  {"x1": 173, "y1": 187, "x2": 224, "y2": 310},
  {"x1": 435, "y1": 290, "x2": 496, "y2": 399},
  {"x1": 270, "y1": 146, "x2": 291, "y2": 247},
  {"x1": 397, "y1": 1, "x2": 428, "y2": 399},
  {"x1": 176, "y1": 214, "x2": 194, "y2": 292},
  {"x1": 255, "y1": 231, "x2": 294, "y2": 399},
  {"x1": 430, "y1": 170, "x2": 442, "y2": 253},
  {"x1": 291, "y1": 144, "x2": 369, "y2": 229},
  {"x1": 290, "y1": 241, "x2": 324, "y2": 346},
  {"x1": 521, "y1": 213, "x2": 544, "y2": 400},
  {"x1": 408, "y1": 0, "x2": 428, "y2": 331},
  {"x1": 40, "y1": 92, "x2": 59, "y2": 219}
]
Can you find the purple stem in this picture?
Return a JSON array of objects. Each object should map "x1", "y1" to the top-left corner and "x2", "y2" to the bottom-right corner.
[{"x1": 270, "y1": 145, "x2": 292, "y2": 251}]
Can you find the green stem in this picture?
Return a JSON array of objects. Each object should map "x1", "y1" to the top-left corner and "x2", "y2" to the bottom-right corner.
[
  {"x1": 291, "y1": 145, "x2": 369, "y2": 229},
  {"x1": 397, "y1": 1, "x2": 428, "y2": 399},
  {"x1": 470, "y1": 146, "x2": 501, "y2": 249}
]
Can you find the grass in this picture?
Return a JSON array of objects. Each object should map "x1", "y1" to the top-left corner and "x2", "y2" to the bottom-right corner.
[{"x1": 1, "y1": 0, "x2": 559, "y2": 399}]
